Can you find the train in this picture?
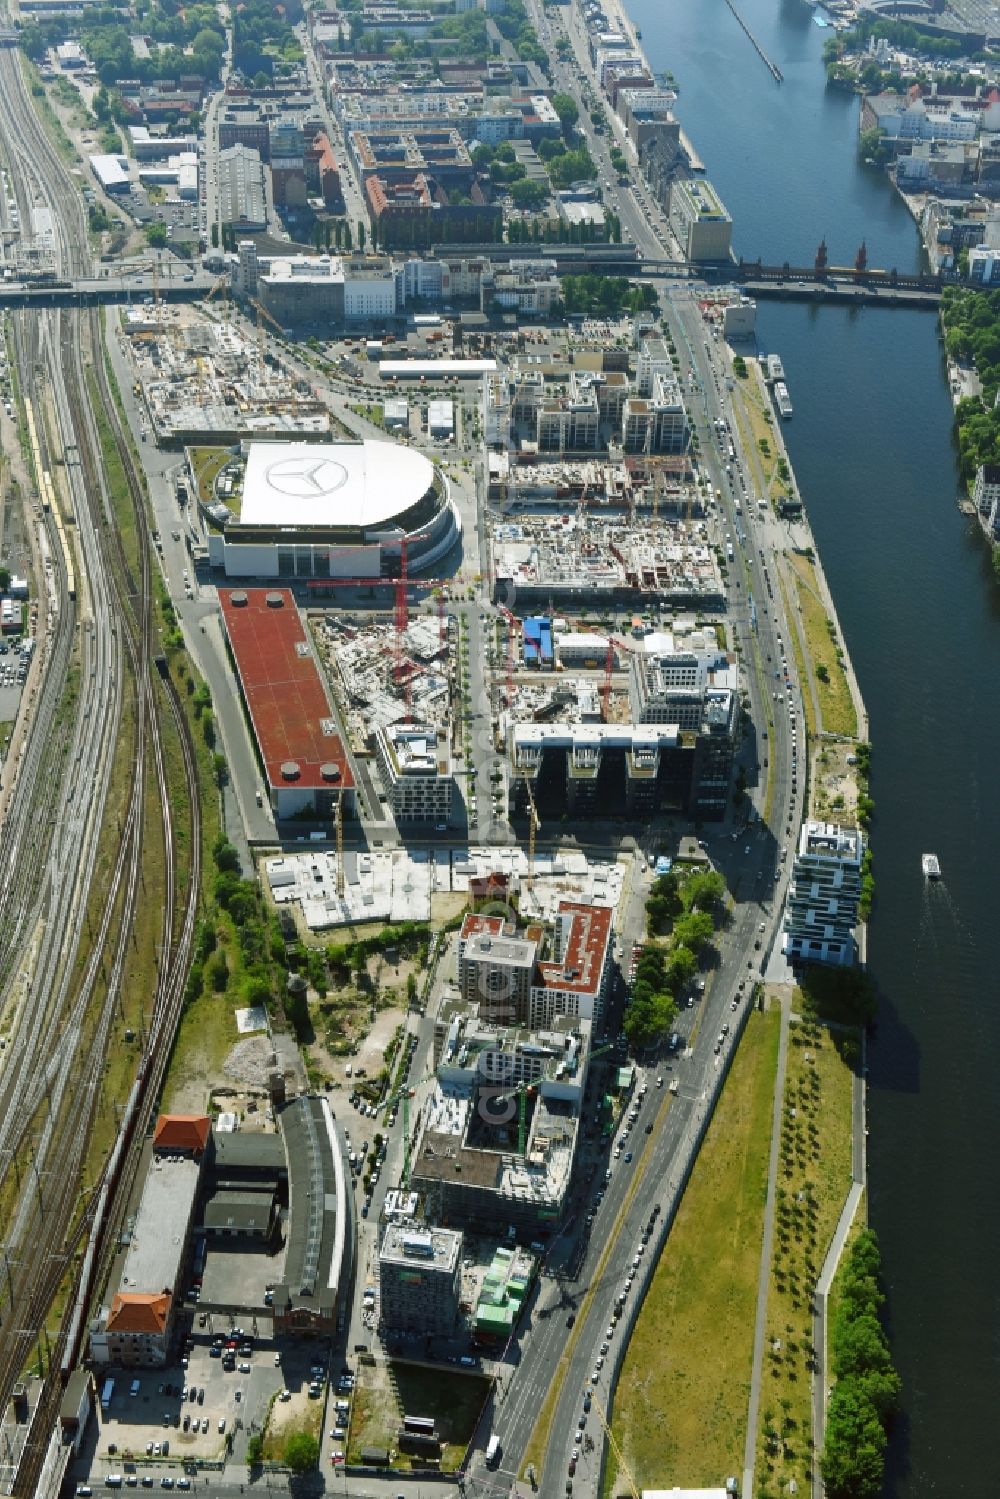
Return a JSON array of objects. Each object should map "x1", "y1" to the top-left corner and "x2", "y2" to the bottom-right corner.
[{"x1": 24, "y1": 399, "x2": 75, "y2": 601}]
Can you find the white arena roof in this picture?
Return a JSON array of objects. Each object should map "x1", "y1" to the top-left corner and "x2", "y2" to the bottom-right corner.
[{"x1": 240, "y1": 440, "x2": 436, "y2": 531}]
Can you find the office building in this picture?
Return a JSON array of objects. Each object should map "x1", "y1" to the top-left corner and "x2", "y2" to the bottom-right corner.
[
  {"x1": 668, "y1": 177, "x2": 732, "y2": 262},
  {"x1": 373, "y1": 722, "x2": 454, "y2": 825},
  {"x1": 378, "y1": 1225, "x2": 462, "y2": 1334}
]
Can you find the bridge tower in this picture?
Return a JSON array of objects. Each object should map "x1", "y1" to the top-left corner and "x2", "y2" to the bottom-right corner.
[
  {"x1": 855, "y1": 240, "x2": 868, "y2": 275},
  {"x1": 815, "y1": 239, "x2": 828, "y2": 275}
]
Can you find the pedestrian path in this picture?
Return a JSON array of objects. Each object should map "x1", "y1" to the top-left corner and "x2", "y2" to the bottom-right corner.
[{"x1": 741, "y1": 988, "x2": 791, "y2": 1499}]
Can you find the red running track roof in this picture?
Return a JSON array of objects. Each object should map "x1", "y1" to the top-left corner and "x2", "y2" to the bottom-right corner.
[{"x1": 219, "y1": 587, "x2": 354, "y2": 793}]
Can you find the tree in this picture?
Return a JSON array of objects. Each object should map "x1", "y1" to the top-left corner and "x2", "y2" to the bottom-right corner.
[
  {"x1": 209, "y1": 949, "x2": 229, "y2": 992},
  {"x1": 622, "y1": 988, "x2": 676, "y2": 1050},
  {"x1": 146, "y1": 221, "x2": 167, "y2": 248},
  {"x1": 672, "y1": 910, "x2": 715, "y2": 956},
  {"x1": 285, "y1": 1431, "x2": 320, "y2": 1473},
  {"x1": 551, "y1": 92, "x2": 579, "y2": 131},
  {"x1": 246, "y1": 1433, "x2": 263, "y2": 1466},
  {"x1": 357, "y1": 220, "x2": 366, "y2": 251},
  {"x1": 664, "y1": 945, "x2": 697, "y2": 990},
  {"x1": 685, "y1": 869, "x2": 726, "y2": 915},
  {"x1": 509, "y1": 177, "x2": 548, "y2": 210}
]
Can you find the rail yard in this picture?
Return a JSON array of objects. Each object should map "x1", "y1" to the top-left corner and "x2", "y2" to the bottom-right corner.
[{"x1": 0, "y1": 1, "x2": 875, "y2": 1495}]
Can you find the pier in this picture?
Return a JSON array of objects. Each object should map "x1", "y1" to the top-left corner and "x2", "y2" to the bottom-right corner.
[{"x1": 723, "y1": 0, "x2": 784, "y2": 82}]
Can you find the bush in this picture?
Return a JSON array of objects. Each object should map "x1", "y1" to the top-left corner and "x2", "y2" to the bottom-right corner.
[{"x1": 285, "y1": 1431, "x2": 319, "y2": 1473}]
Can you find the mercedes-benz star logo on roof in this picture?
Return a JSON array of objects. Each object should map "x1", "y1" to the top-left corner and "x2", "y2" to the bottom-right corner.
[{"x1": 266, "y1": 455, "x2": 349, "y2": 499}]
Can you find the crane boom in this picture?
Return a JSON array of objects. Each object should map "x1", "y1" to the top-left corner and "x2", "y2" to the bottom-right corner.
[
  {"x1": 588, "y1": 1388, "x2": 641, "y2": 1499},
  {"x1": 522, "y1": 775, "x2": 540, "y2": 882}
]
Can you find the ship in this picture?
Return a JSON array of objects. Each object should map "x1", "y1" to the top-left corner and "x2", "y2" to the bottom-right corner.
[
  {"x1": 765, "y1": 353, "x2": 785, "y2": 383},
  {"x1": 774, "y1": 381, "x2": 793, "y2": 419},
  {"x1": 922, "y1": 853, "x2": 941, "y2": 880}
]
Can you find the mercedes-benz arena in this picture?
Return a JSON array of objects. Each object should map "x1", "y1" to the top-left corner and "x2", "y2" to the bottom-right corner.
[{"x1": 205, "y1": 439, "x2": 461, "y2": 579}]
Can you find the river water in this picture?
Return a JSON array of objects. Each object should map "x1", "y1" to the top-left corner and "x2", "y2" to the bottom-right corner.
[{"x1": 619, "y1": 0, "x2": 1000, "y2": 1492}]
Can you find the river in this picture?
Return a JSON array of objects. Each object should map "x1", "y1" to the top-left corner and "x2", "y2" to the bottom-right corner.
[{"x1": 620, "y1": 0, "x2": 1000, "y2": 1493}]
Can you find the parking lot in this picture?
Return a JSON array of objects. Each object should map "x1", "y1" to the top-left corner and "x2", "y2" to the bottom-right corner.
[{"x1": 88, "y1": 1331, "x2": 337, "y2": 1486}]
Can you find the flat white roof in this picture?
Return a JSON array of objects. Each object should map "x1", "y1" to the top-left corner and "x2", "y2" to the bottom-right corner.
[
  {"x1": 240, "y1": 439, "x2": 435, "y2": 531},
  {"x1": 90, "y1": 153, "x2": 129, "y2": 187},
  {"x1": 380, "y1": 359, "x2": 498, "y2": 380}
]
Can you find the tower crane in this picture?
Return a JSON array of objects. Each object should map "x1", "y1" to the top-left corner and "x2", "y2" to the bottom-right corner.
[
  {"x1": 587, "y1": 1388, "x2": 641, "y2": 1499},
  {"x1": 522, "y1": 774, "x2": 540, "y2": 882}
]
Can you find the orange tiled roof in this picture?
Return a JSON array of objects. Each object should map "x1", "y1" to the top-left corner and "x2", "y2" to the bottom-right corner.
[
  {"x1": 152, "y1": 1114, "x2": 211, "y2": 1154},
  {"x1": 106, "y1": 1291, "x2": 172, "y2": 1335}
]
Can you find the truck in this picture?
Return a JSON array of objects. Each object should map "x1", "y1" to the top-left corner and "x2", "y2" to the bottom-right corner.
[
  {"x1": 486, "y1": 1435, "x2": 501, "y2": 1467},
  {"x1": 100, "y1": 1378, "x2": 115, "y2": 1413}
]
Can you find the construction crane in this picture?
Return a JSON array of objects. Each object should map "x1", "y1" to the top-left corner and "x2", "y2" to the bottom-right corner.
[
  {"x1": 335, "y1": 793, "x2": 345, "y2": 898},
  {"x1": 522, "y1": 774, "x2": 540, "y2": 881},
  {"x1": 383, "y1": 1060, "x2": 439, "y2": 1190},
  {"x1": 588, "y1": 1389, "x2": 641, "y2": 1499},
  {"x1": 601, "y1": 635, "x2": 626, "y2": 721},
  {"x1": 497, "y1": 604, "x2": 518, "y2": 707},
  {"x1": 205, "y1": 273, "x2": 228, "y2": 302}
]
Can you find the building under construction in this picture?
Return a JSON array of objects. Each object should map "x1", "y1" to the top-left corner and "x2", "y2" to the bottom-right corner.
[
  {"x1": 491, "y1": 512, "x2": 724, "y2": 606},
  {"x1": 122, "y1": 306, "x2": 332, "y2": 447}
]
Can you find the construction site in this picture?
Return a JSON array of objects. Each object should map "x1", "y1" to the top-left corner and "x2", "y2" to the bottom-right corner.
[
  {"x1": 118, "y1": 301, "x2": 332, "y2": 446},
  {"x1": 490, "y1": 511, "x2": 725, "y2": 607},
  {"x1": 486, "y1": 452, "x2": 700, "y2": 515},
  {"x1": 312, "y1": 604, "x2": 454, "y2": 752},
  {"x1": 262, "y1": 843, "x2": 626, "y2": 933}
]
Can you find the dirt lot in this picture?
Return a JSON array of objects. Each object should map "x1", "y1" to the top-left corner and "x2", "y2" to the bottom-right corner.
[
  {"x1": 810, "y1": 739, "x2": 859, "y2": 824},
  {"x1": 349, "y1": 1358, "x2": 490, "y2": 1472}
]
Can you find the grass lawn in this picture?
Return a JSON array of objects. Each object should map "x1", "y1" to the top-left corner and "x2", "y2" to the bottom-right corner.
[
  {"x1": 753, "y1": 1017, "x2": 857, "y2": 1499},
  {"x1": 605, "y1": 1007, "x2": 781, "y2": 1492},
  {"x1": 188, "y1": 446, "x2": 233, "y2": 508},
  {"x1": 349, "y1": 1360, "x2": 490, "y2": 1471},
  {"x1": 786, "y1": 556, "x2": 857, "y2": 740}
]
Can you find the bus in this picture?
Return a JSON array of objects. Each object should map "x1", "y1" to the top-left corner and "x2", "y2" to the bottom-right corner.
[
  {"x1": 100, "y1": 1378, "x2": 115, "y2": 1413},
  {"x1": 486, "y1": 1435, "x2": 501, "y2": 1467}
]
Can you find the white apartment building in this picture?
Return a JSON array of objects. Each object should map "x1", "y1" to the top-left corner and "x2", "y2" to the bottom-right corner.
[
  {"x1": 621, "y1": 370, "x2": 690, "y2": 454},
  {"x1": 782, "y1": 820, "x2": 864, "y2": 967},
  {"x1": 374, "y1": 722, "x2": 453, "y2": 824}
]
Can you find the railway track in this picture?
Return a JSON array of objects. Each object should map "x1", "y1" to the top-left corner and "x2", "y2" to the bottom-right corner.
[{"x1": 0, "y1": 47, "x2": 203, "y2": 1491}]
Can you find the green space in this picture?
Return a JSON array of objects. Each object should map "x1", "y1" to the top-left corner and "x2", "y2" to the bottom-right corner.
[
  {"x1": 628, "y1": 867, "x2": 727, "y2": 1048},
  {"x1": 260, "y1": 1395, "x2": 323, "y2": 1465},
  {"x1": 188, "y1": 445, "x2": 233, "y2": 508},
  {"x1": 349, "y1": 1361, "x2": 490, "y2": 1471},
  {"x1": 797, "y1": 967, "x2": 876, "y2": 1037},
  {"x1": 754, "y1": 1016, "x2": 857, "y2": 1499},
  {"x1": 786, "y1": 554, "x2": 857, "y2": 738},
  {"x1": 821, "y1": 1230, "x2": 900, "y2": 1499},
  {"x1": 349, "y1": 0, "x2": 547, "y2": 72},
  {"x1": 22, "y1": 0, "x2": 227, "y2": 92},
  {"x1": 561, "y1": 275, "x2": 658, "y2": 318},
  {"x1": 605, "y1": 1008, "x2": 781, "y2": 1492},
  {"x1": 941, "y1": 288, "x2": 1000, "y2": 490}
]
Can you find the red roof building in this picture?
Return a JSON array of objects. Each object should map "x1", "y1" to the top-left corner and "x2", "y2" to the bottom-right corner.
[
  {"x1": 152, "y1": 1114, "x2": 212, "y2": 1157},
  {"x1": 531, "y1": 900, "x2": 613, "y2": 1026},
  {"x1": 106, "y1": 1292, "x2": 172, "y2": 1336},
  {"x1": 219, "y1": 588, "x2": 354, "y2": 818}
]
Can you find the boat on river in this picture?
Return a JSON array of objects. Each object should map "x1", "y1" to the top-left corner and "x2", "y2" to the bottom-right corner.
[
  {"x1": 774, "y1": 381, "x2": 793, "y2": 419},
  {"x1": 922, "y1": 853, "x2": 941, "y2": 879}
]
